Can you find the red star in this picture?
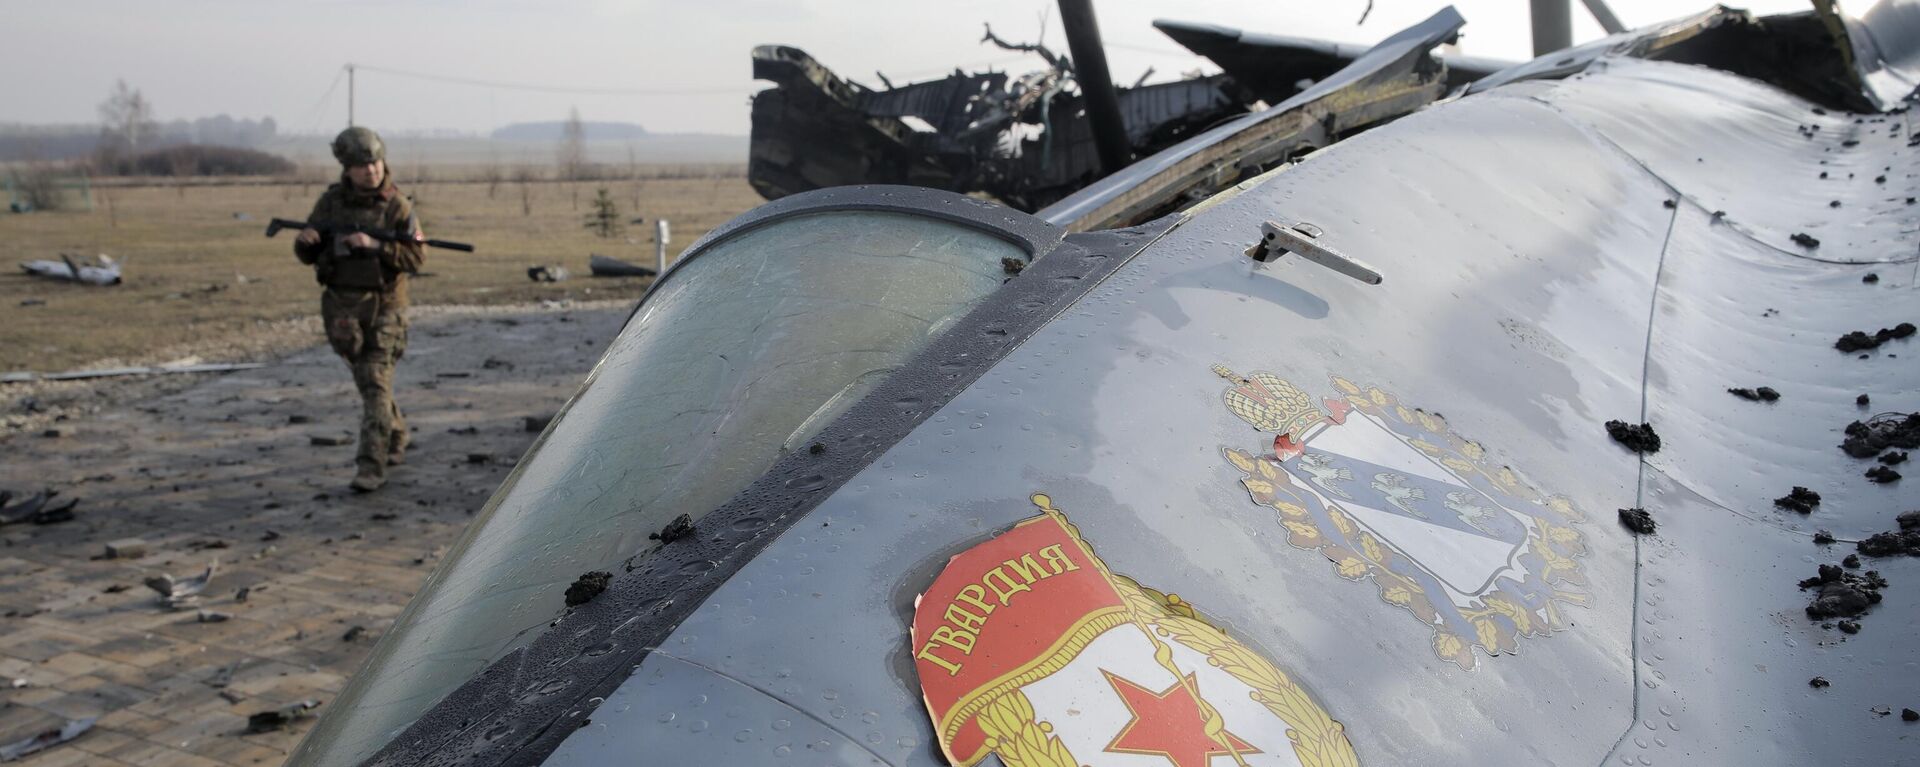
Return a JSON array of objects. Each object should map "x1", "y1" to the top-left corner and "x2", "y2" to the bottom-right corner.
[{"x1": 1101, "y1": 669, "x2": 1259, "y2": 767}]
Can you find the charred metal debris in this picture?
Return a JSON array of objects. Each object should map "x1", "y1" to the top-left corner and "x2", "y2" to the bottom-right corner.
[
  {"x1": 748, "y1": 36, "x2": 1245, "y2": 213},
  {"x1": 749, "y1": 3, "x2": 1894, "y2": 230}
]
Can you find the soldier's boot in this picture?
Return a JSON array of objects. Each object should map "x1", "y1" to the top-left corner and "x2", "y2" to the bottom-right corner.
[
  {"x1": 350, "y1": 459, "x2": 387, "y2": 493},
  {"x1": 386, "y1": 401, "x2": 409, "y2": 466}
]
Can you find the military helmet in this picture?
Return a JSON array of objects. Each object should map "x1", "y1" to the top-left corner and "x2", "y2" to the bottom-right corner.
[{"x1": 331, "y1": 126, "x2": 386, "y2": 165}]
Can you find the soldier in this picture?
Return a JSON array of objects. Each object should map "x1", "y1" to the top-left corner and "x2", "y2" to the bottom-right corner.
[{"x1": 292, "y1": 127, "x2": 426, "y2": 492}]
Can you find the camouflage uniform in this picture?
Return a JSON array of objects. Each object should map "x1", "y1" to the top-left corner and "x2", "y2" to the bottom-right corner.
[{"x1": 293, "y1": 133, "x2": 425, "y2": 491}]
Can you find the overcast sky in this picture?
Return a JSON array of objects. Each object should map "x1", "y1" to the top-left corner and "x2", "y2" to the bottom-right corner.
[{"x1": 2, "y1": 0, "x2": 1818, "y2": 137}]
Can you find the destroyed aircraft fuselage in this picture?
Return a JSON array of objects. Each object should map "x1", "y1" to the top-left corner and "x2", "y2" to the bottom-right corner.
[{"x1": 748, "y1": 44, "x2": 1248, "y2": 212}]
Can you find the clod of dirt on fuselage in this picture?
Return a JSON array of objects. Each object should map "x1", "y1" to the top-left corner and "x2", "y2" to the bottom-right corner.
[
  {"x1": 1775, "y1": 486, "x2": 1822, "y2": 514},
  {"x1": 649, "y1": 513, "x2": 694, "y2": 543},
  {"x1": 1617, "y1": 507, "x2": 1656, "y2": 535},
  {"x1": 1841, "y1": 413, "x2": 1920, "y2": 458},
  {"x1": 564, "y1": 571, "x2": 612, "y2": 607},
  {"x1": 1605, "y1": 420, "x2": 1661, "y2": 453},
  {"x1": 1800, "y1": 564, "x2": 1886, "y2": 621}
]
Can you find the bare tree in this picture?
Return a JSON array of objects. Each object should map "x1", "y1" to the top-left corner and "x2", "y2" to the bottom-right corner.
[
  {"x1": 557, "y1": 107, "x2": 588, "y2": 181},
  {"x1": 97, "y1": 79, "x2": 157, "y2": 162},
  {"x1": 482, "y1": 156, "x2": 503, "y2": 199}
]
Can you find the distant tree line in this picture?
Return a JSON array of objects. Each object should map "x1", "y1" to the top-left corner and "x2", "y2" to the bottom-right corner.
[{"x1": 1, "y1": 80, "x2": 290, "y2": 177}]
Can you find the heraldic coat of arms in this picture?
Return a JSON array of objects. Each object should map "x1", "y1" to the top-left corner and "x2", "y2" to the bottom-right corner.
[
  {"x1": 912, "y1": 494, "x2": 1357, "y2": 767},
  {"x1": 1213, "y1": 367, "x2": 1592, "y2": 670}
]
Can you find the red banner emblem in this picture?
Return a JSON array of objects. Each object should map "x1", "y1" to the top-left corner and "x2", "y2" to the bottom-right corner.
[{"x1": 912, "y1": 493, "x2": 1358, "y2": 767}]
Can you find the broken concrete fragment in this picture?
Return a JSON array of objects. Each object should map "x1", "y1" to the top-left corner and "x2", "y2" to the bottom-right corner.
[
  {"x1": 1605, "y1": 420, "x2": 1661, "y2": 453},
  {"x1": 1774, "y1": 486, "x2": 1821, "y2": 514},
  {"x1": 564, "y1": 570, "x2": 612, "y2": 607},
  {"x1": 104, "y1": 538, "x2": 147, "y2": 559},
  {"x1": 1617, "y1": 507, "x2": 1656, "y2": 535}
]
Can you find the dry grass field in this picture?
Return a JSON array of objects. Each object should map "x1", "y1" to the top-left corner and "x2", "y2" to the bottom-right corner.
[{"x1": 0, "y1": 168, "x2": 762, "y2": 372}]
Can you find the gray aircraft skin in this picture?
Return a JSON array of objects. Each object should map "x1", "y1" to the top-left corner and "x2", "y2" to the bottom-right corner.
[{"x1": 291, "y1": 3, "x2": 1920, "y2": 766}]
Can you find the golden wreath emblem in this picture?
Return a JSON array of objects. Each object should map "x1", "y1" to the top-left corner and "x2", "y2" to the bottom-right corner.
[{"x1": 1215, "y1": 366, "x2": 1592, "y2": 670}]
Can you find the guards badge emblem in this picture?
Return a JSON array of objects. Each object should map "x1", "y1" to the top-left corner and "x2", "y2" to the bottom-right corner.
[
  {"x1": 1213, "y1": 367, "x2": 1592, "y2": 669},
  {"x1": 912, "y1": 493, "x2": 1356, "y2": 767}
]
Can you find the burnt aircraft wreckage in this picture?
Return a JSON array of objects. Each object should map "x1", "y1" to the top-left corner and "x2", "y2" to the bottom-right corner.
[{"x1": 294, "y1": 2, "x2": 1920, "y2": 765}]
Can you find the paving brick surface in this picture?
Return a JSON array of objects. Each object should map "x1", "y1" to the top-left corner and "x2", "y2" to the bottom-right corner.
[{"x1": 0, "y1": 304, "x2": 627, "y2": 766}]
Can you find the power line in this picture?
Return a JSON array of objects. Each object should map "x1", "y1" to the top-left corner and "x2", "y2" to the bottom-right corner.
[
  {"x1": 300, "y1": 68, "x2": 346, "y2": 134},
  {"x1": 348, "y1": 63, "x2": 742, "y2": 96}
]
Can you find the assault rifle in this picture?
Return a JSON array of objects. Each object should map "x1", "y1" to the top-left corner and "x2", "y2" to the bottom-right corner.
[{"x1": 264, "y1": 218, "x2": 475, "y2": 252}]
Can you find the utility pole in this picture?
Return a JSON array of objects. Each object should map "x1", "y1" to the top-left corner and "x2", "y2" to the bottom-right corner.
[{"x1": 347, "y1": 64, "x2": 356, "y2": 127}]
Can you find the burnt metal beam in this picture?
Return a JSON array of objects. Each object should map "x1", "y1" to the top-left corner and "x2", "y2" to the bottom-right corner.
[{"x1": 1058, "y1": 0, "x2": 1132, "y2": 175}]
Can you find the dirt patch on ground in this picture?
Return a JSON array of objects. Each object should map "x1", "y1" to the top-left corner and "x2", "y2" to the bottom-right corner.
[{"x1": 0, "y1": 303, "x2": 628, "y2": 767}]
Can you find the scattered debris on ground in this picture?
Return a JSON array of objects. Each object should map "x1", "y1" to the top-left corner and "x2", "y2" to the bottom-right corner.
[
  {"x1": 144, "y1": 560, "x2": 217, "y2": 609},
  {"x1": 196, "y1": 609, "x2": 231, "y2": 623},
  {"x1": 1866, "y1": 465, "x2": 1902, "y2": 484},
  {"x1": 0, "y1": 717, "x2": 96, "y2": 761},
  {"x1": 245, "y1": 700, "x2": 322, "y2": 734},
  {"x1": 564, "y1": 570, "x2": 612, "y2": 607},
  {"x1": 526, "y1": 265, "x2": 570, "y2": 283},
  {"x1": 524, "y1": 413, "x2": 555, "y2": 433},
  {"x1": 650, "y1": 512, "x2": 694, "y2": 543},
  {"x1": 1841, "y1": 413, "x2": 1920, "y2": 458},
  {"x1": 1605, "y1": 420, "x2": 1662, "y2": 453},
  {"x1": 1834, "y1": 323, "x2": 1916, "y2": 353},
  {"x1": 588, "y1": 254, "x2": 658, "y2": 277},
  {"x1": 0, "y1": 490, "x2": 79, "y2": 526},
  {"x1": 1617, "y1": 507, "x2": 1656, "y2": 535},
  {"x1": 1727, "y1": 386, "x2": 1780, "y2": 402},
  {"x1": 18, "y1": 254, "x2": 122, "y2": 286},
  {"x1": 309, "y1": 433, "x2": 352, "y2": 447},
  {"x1": 1801, "y1": 563, "x2": 1886, "y2": 621},
  {"x1": 342, "y1": 625, "x2": 368, "y2": 642},
  {"x1": 1775, "y1": 486, "x2": 1822, "y2": 514}
]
